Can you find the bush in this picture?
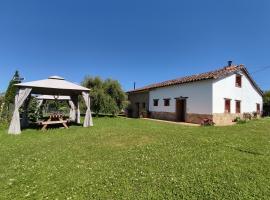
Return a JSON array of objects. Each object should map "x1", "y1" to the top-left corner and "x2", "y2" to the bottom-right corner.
[
  {"x1": 243, "y1": 113, "x2": 252, "y2": 120},
  {"x1": 200, "y1": 118, "x2": 215, "y2": 126},
  {"x1": 233, "y1": 117, "x2": 247, "y2": 124}
]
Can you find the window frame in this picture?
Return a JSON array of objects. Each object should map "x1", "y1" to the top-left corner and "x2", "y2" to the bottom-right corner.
[
  {"x1": 256, "y1": 103, "x2": 260, "y2": 114},
  {"x1": 163, "y1": 98, "x2": 170, "y2": 106},
  {"x1": 153, "y1": 99, "x2": 159, "y2": 107},
  {"x1": 235, "y1": 74, "x2": 242, "y2": 88},
  {"x1": 224, "y1": 98, "x2": 231, "y2": 113},
  {"x1": 235, "y1": 100, "x2": 241, "y2": 114}
]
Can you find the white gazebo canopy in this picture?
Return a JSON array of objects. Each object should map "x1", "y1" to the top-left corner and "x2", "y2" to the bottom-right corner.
[{"x1": 8, "y1": 76, "x2": 93, "y2": 134}]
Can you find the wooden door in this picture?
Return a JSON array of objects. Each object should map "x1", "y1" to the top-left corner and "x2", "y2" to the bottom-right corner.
[{"x1": 176, "y1": 99, "x2": 186, "y2": 122}]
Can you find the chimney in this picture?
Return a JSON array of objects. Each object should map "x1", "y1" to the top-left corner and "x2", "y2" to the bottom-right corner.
[
  {"x1": 228, "y1": 60, "x2": 233, "y2": 66},
  {"x1": 133, "y1": 82, "x2": 136, "y2": 90}
]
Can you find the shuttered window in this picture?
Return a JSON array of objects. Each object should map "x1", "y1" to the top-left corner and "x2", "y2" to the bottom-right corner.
[
  {"x1": 235, "y1": 100, "x2": 241, "y2": 113},
  {"x1": 164, "y1": 99, "x2": 170, "y2": 106},
  {"x1": 256, "y1": 103, "x2": 260, "y2": 114},
  {"x1": 153, "y1": 99, "x2": 159, "y2": 106},
  {"x1": 224, "y1": 99, "x2": 231, "y2": 113},
  {"x1": 236, "y1": 75, "x2": 242, "y2": 87}
]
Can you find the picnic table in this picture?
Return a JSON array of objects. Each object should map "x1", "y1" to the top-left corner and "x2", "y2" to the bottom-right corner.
[{"x1": 39, "y1": 113, "x2": 69, "y2": 130}]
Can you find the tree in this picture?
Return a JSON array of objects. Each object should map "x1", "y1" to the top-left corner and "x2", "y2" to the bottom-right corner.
[
  {"x1": 103, "y1": 78, "x2": 128, "y2": 112},
  {"x1": 82, "y1": 76, "x2": 127, "y2": 116},
  {"x1": 1, "y1": 71, "x2": 22, "y2": 120},
  {"x1": 263, "y1": 90, "x2": 270, "y2": 116}
]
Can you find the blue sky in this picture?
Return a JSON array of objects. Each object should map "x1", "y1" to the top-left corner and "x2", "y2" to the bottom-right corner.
[{"x1": 0, "y1": 0, "x2": 270, "y2": 92}]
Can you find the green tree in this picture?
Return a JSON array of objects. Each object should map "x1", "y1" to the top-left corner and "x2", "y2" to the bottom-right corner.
[
  {"x1": 1, "y1": 71, "x2": 22, "y2": 120},
  {"x1": 263, "y1": 90, "x2": 270, "y2": 103},
  {"x1": 82, "y1": 76, "x2": 127, "y2": 116},
  {"x1": 263, "y1": 90, "x2": 270, "y2": 116},
  {"x1": 103, "y1": 78, "x2": 128, "y2": 112}
]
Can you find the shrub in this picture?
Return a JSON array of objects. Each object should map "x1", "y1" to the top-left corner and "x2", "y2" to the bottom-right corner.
[
  {"x1": 200, "y1": 118, "x2": 215, "y2": 126},
  {"x1": 233, "y1": 117, "x2": 247, "y2": 124},
  {"x1": 243, "y1": 113, "x2": 252, "y2": 120}
]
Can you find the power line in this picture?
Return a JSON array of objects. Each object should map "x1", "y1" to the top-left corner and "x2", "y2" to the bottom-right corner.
[{"x1": 250, "y1": 65, "x2": 270, "y2": 74}]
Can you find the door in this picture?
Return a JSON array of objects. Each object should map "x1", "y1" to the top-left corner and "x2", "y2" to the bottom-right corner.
[
  {"x1": 176, "y1": 99, "x2": 186, "y2": 122},
  {"x1": 135, "y1": 103, "x2": 140, "y2": 118}
]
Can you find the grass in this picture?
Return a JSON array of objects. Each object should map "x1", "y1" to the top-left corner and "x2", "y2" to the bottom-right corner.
[{"x1": 0, "y1": 117, "x2": 270, "y2": 199}]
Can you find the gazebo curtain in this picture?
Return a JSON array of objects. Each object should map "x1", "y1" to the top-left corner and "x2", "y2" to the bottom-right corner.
[
  {"x1": 82, "y1": 91, "x2": 93, "y2": 127},
  {"x1": 8, "y1": 88, "x2": 32, "y2": 134},
  {"x1": 70, "y1": 96, "x2": 80, "y2": 124},
  {"x1": 68, "y1": 100, "x2": 76, "y2": 122}
]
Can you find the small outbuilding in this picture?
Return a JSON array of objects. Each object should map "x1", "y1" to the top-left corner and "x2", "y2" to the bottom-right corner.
[{"x1": 8, "y1": 76, "x2": 93, "y2": 134}]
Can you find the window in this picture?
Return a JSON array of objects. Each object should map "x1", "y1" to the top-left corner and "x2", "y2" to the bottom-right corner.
[
  {"x1": 153, "y1": 99, "x2": 159, "y2": 106},
  {"x1": 224, "y1": 99, "x2": 231, "y2": 113},
  {"x1": 235, "y1": 74, "x2": 242, "y2": 87},
  {"x1": 235, "y1": 100, "x2": 241, "y2": 113},
  {"x1": 256, "y1": 103, "x2": 260, "y2": 114},
  {"x1": 164, "y1": 98, "x2": 170, "y2": 106},
  {"x1": 142, "y1": 102, "x2": 146, "y2": 109}
]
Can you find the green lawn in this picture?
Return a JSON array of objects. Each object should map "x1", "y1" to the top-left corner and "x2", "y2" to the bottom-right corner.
[{"x1": 0, "y1": 117, "x2": 270, "y2": 199}]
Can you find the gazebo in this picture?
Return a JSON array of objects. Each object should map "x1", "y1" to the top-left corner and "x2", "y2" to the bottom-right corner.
[{"x1": 8, "y1": 76, "x2": 93, "y2": 134}]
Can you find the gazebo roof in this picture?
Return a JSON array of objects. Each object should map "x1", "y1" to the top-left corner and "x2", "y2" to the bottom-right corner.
[{"x1": 16, "y1": 76, "x2": 90, "y2": 95}]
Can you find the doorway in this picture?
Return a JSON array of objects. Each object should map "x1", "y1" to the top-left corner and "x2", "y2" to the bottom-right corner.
[
  {"x1": 135, "y1": 103, "x2": 140, "y2": 118},
  {"x1": 176, "y1": 99, "x2": 186, "y2": 122}
]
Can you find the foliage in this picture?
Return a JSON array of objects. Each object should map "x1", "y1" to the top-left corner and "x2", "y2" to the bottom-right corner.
[
  {"x1": 263, "y1": 90, "x2": 270, "y2": 116},
  {"x1": 82, "y1": 76, "x2": 127, "y2": 116},
  {"x1": 0, "y1": 117, "x2": 270, "y2": 199},
  {"x1": 263, "y1": 90, "x2": 270, "y2": 103},
  {"x1": 234, "y1": 117, "x2": 247, "y2": 124},
  {"x1": 0, "y1": 95, "x2": 4, "y2": 120},
  {"x1": 1, "y1": 71, "x2": 22, "y2": 121},
  {"x1": 243, "y1": 112, "x2": 252, "y2": 120},
  {"x1": 200, "y1": 118, "x2": 215, "y2": 126},
  {"x1": 26, "y1": 97, "x2": 42, "y2": 122},
  {"x1": 43, "y1": 100, "x2": 70, "y2": 116}
]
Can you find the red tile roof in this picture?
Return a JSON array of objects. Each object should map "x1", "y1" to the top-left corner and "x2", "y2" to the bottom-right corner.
[{"x1": 127, "y1": 65, "x2": 263, "y2": 95}]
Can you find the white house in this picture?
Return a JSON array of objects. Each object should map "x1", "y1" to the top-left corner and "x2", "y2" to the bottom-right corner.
[{"x1": 127, "y1": 62, "x2": 263, "y2": 125}]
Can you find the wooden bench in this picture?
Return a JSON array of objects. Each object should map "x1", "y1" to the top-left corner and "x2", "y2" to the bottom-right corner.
[{"x1": 39, "y1": 114, "x2": 69, "y2": 131}]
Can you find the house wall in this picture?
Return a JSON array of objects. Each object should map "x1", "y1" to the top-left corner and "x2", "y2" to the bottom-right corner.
[
  {"x1": 212, "y1": 73, "x2": 263, "y2": 124},
  {"x1": 149, "y1": 80, "x2": 213, "y2": 122},
  {"x1": 213, "y1": 73, "x2": 263, "y2": 113},
  {"x1": 127, "y1": 92, "x2": 149, "y2": 118},
  {"x1": 128, "y1": 71, "x2": 263, "y2": 125}
]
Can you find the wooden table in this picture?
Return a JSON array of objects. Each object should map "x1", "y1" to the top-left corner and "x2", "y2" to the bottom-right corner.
[{"x1": 40, "y1": 114, "x2": 69, "y2": 131}]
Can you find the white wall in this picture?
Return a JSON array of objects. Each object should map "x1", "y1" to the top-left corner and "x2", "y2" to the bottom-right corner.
[
  {"x1": 212, "y1": 73, "x2": 263, "y2": 113},
  {"x1": 149, "y1": 80, "x2": 213, "y2": 114}
]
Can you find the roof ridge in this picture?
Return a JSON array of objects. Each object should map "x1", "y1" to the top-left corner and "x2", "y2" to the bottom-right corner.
[{"x1": 128, "y1": 64, "x2": 242, "y2": 93}]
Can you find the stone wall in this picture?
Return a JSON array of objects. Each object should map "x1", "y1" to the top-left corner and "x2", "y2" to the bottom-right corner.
[
  {"x1": 212, "y1": 113, "x2": 242, "y2": 125},
  {"x1": 150, "y1": 111, "x2": 176, "y2": 121},
  {"x1": 150, "y1": 112, "x2": 213, "y2": 124},
  {"x1": 186, "y1": 113, "x2": 213, "y2": 124},
  {"x1": 140, "y1": 110, "x2": 256, "y2": 125}
]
